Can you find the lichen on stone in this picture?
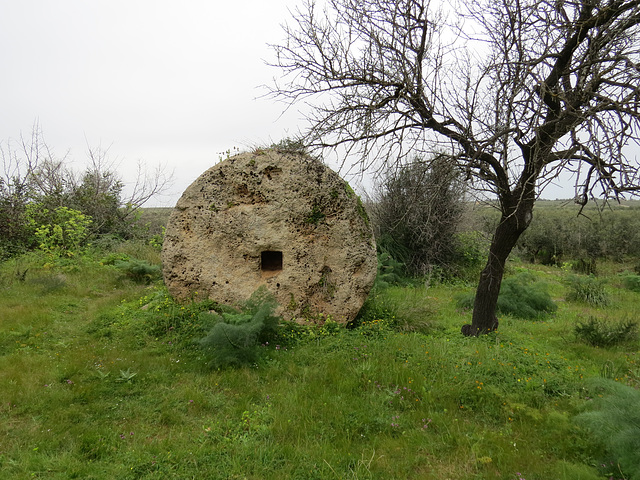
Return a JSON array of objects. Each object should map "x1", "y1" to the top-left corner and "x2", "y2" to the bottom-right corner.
[{"x1": 162, "y1": 149, "x2": 377, "y2": 324}]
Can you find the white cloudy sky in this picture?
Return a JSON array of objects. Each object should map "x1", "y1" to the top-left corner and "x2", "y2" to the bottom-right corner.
[
  {"x1": 0, "y1": 0, "x2": 605, "y2": 206},
  {"x1": 0, "y1": 0, "x2": 308, "y2": 206}
]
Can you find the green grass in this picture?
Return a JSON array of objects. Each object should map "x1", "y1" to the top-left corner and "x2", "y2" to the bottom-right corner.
[{"x1": 1, "y1": 253, "x2": 639, "y2": 479}]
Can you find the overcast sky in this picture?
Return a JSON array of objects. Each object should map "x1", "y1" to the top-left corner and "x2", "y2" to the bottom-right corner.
[
  {"x1": 0, "y1": 0, "x2": 597, "y2": 207},
  {"x1": 0, "y1": 0, "x2": 310, "y2": 206}
]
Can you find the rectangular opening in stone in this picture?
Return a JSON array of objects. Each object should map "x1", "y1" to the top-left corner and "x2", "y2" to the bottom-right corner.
[{"x1": 261, "y1": 251, "x2": 283, "y2": 272}]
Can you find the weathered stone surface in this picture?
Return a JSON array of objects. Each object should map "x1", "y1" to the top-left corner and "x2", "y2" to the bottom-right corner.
[{"x1": 162, "y1": 149, "x2": 377, "y2": 323}]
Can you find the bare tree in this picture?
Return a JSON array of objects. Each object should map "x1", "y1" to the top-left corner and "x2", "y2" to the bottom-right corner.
[
  {"x1": 0, "y1": 123, "x2": 173, "y2": 247},
  {"x1": 1, "y1": 122, "x2": 55, "y2": 200},
  {"x1": 0, "y1": 122, "x2": 54, "y2": 254},
  {"x1": 269, "y1": 0, "x2": 640, "y2": 335},
  {"x1": 78, "y1": 145, "x2": 173, "y2": 234}
]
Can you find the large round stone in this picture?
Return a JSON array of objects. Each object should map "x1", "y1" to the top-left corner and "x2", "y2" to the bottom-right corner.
[{"x1": 162, "y1": 149, "x2": 377, "y2": 323}]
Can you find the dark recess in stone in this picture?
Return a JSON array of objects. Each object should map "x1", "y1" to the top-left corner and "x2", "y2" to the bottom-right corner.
[{"x1": 261, "y1": 251, "x2": 283, "y2": 272}]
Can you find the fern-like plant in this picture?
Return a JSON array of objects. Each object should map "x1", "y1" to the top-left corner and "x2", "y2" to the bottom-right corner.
[
  {"x1": 456, "y1": 271, "x2": 557, "y2": 319},
  {"x1": 374, "y1": 251, "x2": 405, "y2": 289},
  {"x1": 574, "y1": 316, "x2": 638, "y2": 347},
  {"x1": 114, "y1": 258, "x2": 162, "y2": 284},
  {"x1": 198, "y1": 287, "x2": 280, "y2": 368},
  {"x1": 566, "y1": 274, "x2": 610, "y2": 307},
  {"x1": 576, "y1": 378, "x2": 640, "y2": 480},
  {"x1": 621, "y1": 273, "x2": 640, "y2": 293}
]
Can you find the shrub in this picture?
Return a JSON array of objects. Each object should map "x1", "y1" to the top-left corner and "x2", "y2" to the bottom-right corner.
[
  {"x1": 0, "y1": 126, "x2": 171, "y2": 260},
  {"x1": 0, "y1": 187, "x2": 31, "y2": 259},
  {"x1": 113, "y1": 258, "x2": 162, "y2": 284},
  {"x1": 621, "y1": 273, "x2": 640, "y2": 293},
  {"x1": 497, "y1": 272, "x2": 558, "y2": 318},
  {"x1": 456, "y1": 271, "x2": 557, "y2": 319},
  {"x1": 198, "y1": 287, "x2": 281, "y2": 368},
  {"x1": 517, "y1": 212, "x2": 566, "y2": 264},
  {"x1": 28, "y1": 205, "x2": 92, "y2": 257},
  {"x1": 566, "y1": 275, "x2": 610, "y2": 307},
  {"x1": 374, "y1": 251, "x2": 405, "y2": 289},
  {"x1": 450, "y1": 230, "x2": 489, "y2": 283},
  {"x1": 571, "y1": 257, "x2": 597, "y2": 275},
  {"x1": 370, "y1": 155, "x2": 465, "y2": 277},
  {"x1": 574, "y1": 316, "x2": 638, "y2": 347},
  {"x1": 576, "y1": 379, "x2": 640, "y2": 480}
]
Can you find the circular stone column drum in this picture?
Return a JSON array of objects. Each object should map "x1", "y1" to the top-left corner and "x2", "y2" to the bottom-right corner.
[{"x1": 162, "y1": 149, "x2": 377, "y2": 324}]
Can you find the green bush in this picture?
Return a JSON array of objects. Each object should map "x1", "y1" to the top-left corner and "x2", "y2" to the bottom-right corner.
[
  {"x1": 28, "y1": 205, "x2": 92, "y2": 257},
  {"x1": 571, "y1": 257, "x2": 597, "y2": 275},
  {"x1": 576, "y1": 379, "x2": 640, "y2": 480},
  {"x1": 374, "y1": 251, "x2": 405, "y2": 289},
  {"x1": 113, "y1": 258, "x2": 162, "y2": 284},
  {"x1": 496, "y1": 271, "x2": 558, "y2": 319},
  {"x1": 198, "y1": 287, "x2": 281, "y2": 368},
  {"x1": 456, "y1": 271, "x2": 557, "y2": 319},
  {"x1": 566, "y1": 275, "x2": 610, "y2": 307},
  {"x1": 574, "y1": 316, "x2": 638, "y2": 347},
  {"x1": 371, "y1": 156, "x2": 465, "y2": 277},
  {"x1": 451, "y1": 230, "x2": 488, "y2": 283},
  {"x1": 621, "y1": 273, "x2": 640, "y2": 293}
]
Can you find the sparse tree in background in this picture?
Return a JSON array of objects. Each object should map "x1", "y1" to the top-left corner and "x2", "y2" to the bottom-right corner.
[
  {"x1": 270, "y1": 0, "x2": 640, "y2": 336},
  {"x1": 68, "y1": 145, "x2": 171, "y2": 236},
  {"x1": 371, "y1": 154, "x2": 465, "y2": 277},
  {"x1": 0, "y1": 126, "x2": 51, "y2": 256},
  {"x1": 0, "y1": 124, "x2": 172, "y2": 257}
]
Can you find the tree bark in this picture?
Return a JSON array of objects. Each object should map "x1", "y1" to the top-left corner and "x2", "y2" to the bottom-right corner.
[{"x1": 462, "y1": 199, "x2": 533, "y2": 336}]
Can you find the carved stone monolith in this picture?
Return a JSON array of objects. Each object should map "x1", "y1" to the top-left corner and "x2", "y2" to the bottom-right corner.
[{"x1": 162, "y1": 148, "x2": 377, "y2": 323}]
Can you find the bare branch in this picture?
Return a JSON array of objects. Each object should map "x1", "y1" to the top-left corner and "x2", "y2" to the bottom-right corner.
[{"x1": 269, "y1": 0, "x2": 640, "y2": 335}]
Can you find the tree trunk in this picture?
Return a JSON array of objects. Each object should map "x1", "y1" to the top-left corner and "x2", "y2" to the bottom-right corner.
[{"x1": 462, "y1": 201, "x2": 533, "y2": 336}]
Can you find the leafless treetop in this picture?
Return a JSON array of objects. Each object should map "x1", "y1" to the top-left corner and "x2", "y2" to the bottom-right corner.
[{"x1": 270, "y1": 0, "x2": 640, "y2": 205}]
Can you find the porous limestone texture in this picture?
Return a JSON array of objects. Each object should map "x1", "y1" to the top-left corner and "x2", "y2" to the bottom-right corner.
[{"x1": 162, "y1": 149, "x2": 377, "y2": 323}]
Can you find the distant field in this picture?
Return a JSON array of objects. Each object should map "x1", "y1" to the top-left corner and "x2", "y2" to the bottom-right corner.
[{"x1": 137, "y1": 207, "x2": 173, "y2": 234}]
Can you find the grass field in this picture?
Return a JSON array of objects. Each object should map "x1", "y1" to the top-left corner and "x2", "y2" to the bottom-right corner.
[{"x1": 0, "y1": 246, "x2": 638, "y2": 479}]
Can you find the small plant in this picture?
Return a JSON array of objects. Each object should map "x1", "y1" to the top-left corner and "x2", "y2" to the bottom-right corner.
[
  {"x1": 117, "y1": 368, "x2": 137, "y2": 383},
  {"x1": 148, "y1": 227, "x2": 165, "y2": 250},
  {"x1": 620, "y1": 273, "x2": 640, "y2": 293},
  {"x1": 198, "y1": 287, "x2": 281, "y2": 368},
  {"x1": 566, "y1": 275, "x2": 610, "y2": 307},
  {"x1": 576, "y1": 379, "x2": 640, "y2": 480},
  {"x1": 456, "y1": 271, "x2": 557, "y2": 319},
  {"x1": 100, "y1": 252, "x2": 130, "y2": 266},
  {"x1": 574, "y1": 316, "x2": 638, "y2": 347},
  {"x1": 305, "y1": 204, "x2": 326, "y2": 225},
  {"x1": 358, "y1": 317, "x2": 393, "y2": 337},
  {"x1": 270, "y1": 137, "x2": 307, "y2": 153},
  {"x1": 113, "y1": 258, "x2": 162, "y2": 284},
  {"x1": 374, "y1": 251, "x2": 405, "y2": 289}
]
